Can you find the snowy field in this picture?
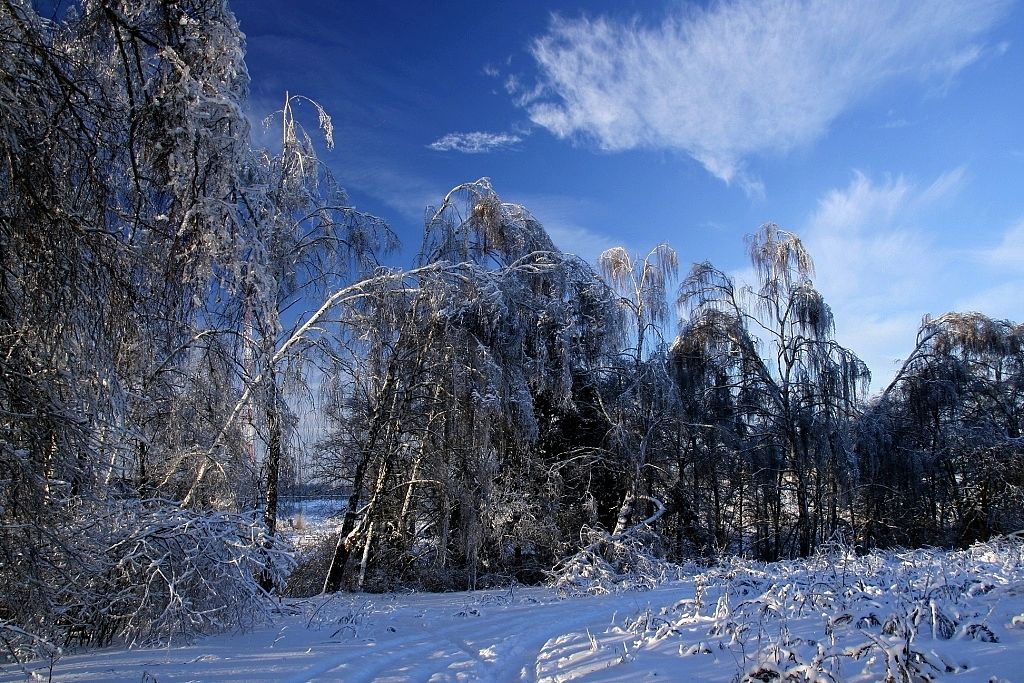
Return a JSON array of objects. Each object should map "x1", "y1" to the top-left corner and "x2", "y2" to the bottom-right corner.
[
  {"x1": 278, "y1": 497, "x2": 348, "y2": 526},
  {"x1": 4, "y1": 540, "x2": 1024, "y2": 682}
]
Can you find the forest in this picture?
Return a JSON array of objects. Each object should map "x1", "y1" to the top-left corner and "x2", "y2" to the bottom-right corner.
[{"x1": 2, "y1": 0, "x2": 1022, "y2": 664}]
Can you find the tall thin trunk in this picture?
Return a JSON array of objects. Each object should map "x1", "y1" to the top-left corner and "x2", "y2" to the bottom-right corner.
[
  {"x1": 260, "y1": 374, "x2": 283, "y2": 593},
  {"x1": 323, "y1": 456, "x2": 368, "y2": 593},
  {"x1": 357, "y1": 521, "x2": 375, "y2": 591},
  {"x1": 325, "y1": 437, "x2": 395, "y2": 592},
  {"x1": 399, "y1": 451, "x2": 421, "y2": 535},
  {"x1": 399, "y1": 379, "x2": 444, "y2": 537},
  {"x1": 436, "y1": 493, "x2": 451, "y2": 571},
  {"x1": 324, "y1": 359, "x2": 402, "y2": 592}
]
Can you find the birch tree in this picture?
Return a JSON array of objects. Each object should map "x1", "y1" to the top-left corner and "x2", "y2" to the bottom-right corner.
[
  {"x1": 318, "y1": 180, "x2": 620, "y2": 591},
  {"x1": 1, "y1": 0, "x2": 293, "y2": 652},
  {"x1": 856, "y1": 312, "x2": 1024, "y2": 547},
  {"x1": 677, "y1": 225, "x2": 868, "y2": 558},
  {"x1": 594, "y1": 246, "x2": 678, "y2": 539}
]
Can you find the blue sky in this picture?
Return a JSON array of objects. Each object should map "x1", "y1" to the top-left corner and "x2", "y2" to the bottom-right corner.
[{"x1": 234, "y1": 0, "x2": 1024, "y2": 392}]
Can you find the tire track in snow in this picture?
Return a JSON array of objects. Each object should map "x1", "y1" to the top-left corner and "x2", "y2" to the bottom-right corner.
[{"x1": 282, "y1": 589, "x2": 686, "y2": 683}]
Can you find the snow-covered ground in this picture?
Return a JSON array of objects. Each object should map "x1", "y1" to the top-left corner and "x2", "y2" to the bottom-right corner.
[
  {"x1": 4, "y1": 541, "x2": 1024, "y2": 682},
  {"x1": 277, "y1": 497, "x2": 346, "y2": 533}
]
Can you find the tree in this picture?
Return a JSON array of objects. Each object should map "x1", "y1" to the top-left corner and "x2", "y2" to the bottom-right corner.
[
  {"x1": 677, "y1": 225, "x2": 868, "y2": 558},
  {"x1": 1, "y1": 0, "x2": 294, "y2": 653},
  {"x1": 593, "y1": 245, "x2": 679, "y2": 538},
  {"x1": 318, "y1": 179, "x2": 621, "y2": 592},
  {"x1": 856, "y1": 312, "x2": 1024, "y2": 547},
  {"x1": 668, "y1": 316, "x2": 749, "y2": 557}
]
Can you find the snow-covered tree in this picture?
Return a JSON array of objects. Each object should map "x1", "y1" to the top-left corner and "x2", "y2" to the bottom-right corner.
[
  {"x1": 166, "y1": 91, "x2": 395, "y2": 597},
  {"x1": 0, "y1": 0, "x2": 292, "y2": 651},
  {"x1": 856, "y1": 312, "x2": 1024, "y2": 547},
  {"x1": 594, "y1": 245, "x2": 679, "y2": 539},
  {"x1": 317, "y1": 180, "x2": 621, "y2": 591},
  {"x1": 677, "y1": 225, "x2": 868, "y2": 558}
]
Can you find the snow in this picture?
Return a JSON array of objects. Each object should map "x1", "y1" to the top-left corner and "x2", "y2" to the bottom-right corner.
[
  {"x1": 5, "y1": 540, "x2": 1024, "y2": 682},
  {"x1": 278, "y1": 497, "x2": 347, "y2": 530},
  {"x1": 2, "y1": 586, "x2": 675, "y2": 682}
]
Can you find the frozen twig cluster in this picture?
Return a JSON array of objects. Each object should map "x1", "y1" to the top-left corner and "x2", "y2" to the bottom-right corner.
[
  {"x1": 1, "y1": 498, "x2": 292, "y2": 665},
  {"x1": 619, "y1": 538, "x2": 1024, "y2": 682},
  {"x1": 551, "y1": 518, "x2": 689, "y2": 596}
]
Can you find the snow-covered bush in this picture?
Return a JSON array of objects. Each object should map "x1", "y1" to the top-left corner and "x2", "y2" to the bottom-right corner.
[
  {"x1": 0, "y1": 621, "x2": 62, "y2": 677},
  {"x1": 551, "y1": 526, "x2": 690, "y2": 595},
  {"x1": 620, "y1": 537, "x2": 1024, "y2": 682},
  {"x1": 0, "y1": 497, "x2": 291, "y2": 660},
  {"x1": 91, "y1": 500, "x2": 293, "y2": 646}
]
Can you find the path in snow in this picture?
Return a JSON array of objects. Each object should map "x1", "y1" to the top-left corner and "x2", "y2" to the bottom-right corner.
[
  {"x1": 7, "y1": 544, "x2": 1024, "y2": 683},
  {"x1": 2, "y1": 585, "x2": 698, "y2": 682}
]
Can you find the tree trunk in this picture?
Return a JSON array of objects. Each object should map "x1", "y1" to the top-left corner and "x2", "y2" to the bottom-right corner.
[
  {"x1": 260, "y1": 377, "x2": 283, "y2": 593},
  {"x1": 437, "y1": 493, "x2": 451, "y2": 572},
  {"x1": 612, "y1": 491, "x2": 635, "y2": 537},
  {"x1": 323, "y1": 456, "x2": 369, "y2": 593},
  {"x1": 796, "y1": 472, "x2": 811, "y2": 557},
  {"x1": 357, "y1": 521, "x2": 375, "y2": 591}
]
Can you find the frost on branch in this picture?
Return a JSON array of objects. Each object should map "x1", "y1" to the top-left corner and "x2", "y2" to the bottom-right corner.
[
  {"x1": 0, "y1": 497, "x2": 291, "y2": 658},
  {"x1": 97, "y1": 500, "x2": 293, "y2": 646},
  {"x1": 317, "y1": 180, "x2": 623, "y2": 592},
  {"x1": 420, "y1": 177, "x2": 558, "y2": 267},
  {"x1": 551, "y1": 496, "x2": 686, "y2": 595},
  {"x1": 551, "y1": 526, "x2": 687, "y2": 595}
]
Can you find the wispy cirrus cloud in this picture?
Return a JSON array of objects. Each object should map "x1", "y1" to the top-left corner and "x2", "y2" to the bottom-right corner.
[
  {"x1": 521, "y1": 0, "x2": 1011, "y2": 190},
  {"x1": 976, "y1": 218, "x2": 1024, "y2": 272},
  {"x1": 339, "y1": 162, "x2": 443, "y2": 224},
  {"x1": 802, "y1": 171, "x2": 946, "y2": 389},
  {"x1": 800, "y1": 167, "x2": 1024, "y2": 393},
  {"x1": 428, "y1": 131, "x2": 523, "y2": 154}
]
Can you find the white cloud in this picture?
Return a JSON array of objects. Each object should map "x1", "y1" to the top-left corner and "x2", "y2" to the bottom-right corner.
[
  {"x1": 801, "y1": 170, "x2": 1024, "y2": 394},
  {"x1": 428, "y1": 131, "x2": 523, "y2": 154},
  {"x1": 340, "y1": 163, "x2": 443, "y2": 222},
  {"x1": 955, "y1": 281, "x2": 1024, "y2": 320},
  {"x1": 976, "y1": 219, "x2": 1024, "y2": 272},
  {"x1": 544, "y1": 222, "x2": 620, "y2": 266},
  {"x1": 503, "y1": 74, "x2": 521, "y2": 96},
  {"x1": 802, "y1": 171, "x2": 949, "y2": 391},
  {"x1": 523, "y1": 0, "x2": 1010, "y2": 187},
  {"x1": 917, "y1": 166, "x2": 967, "y2": 206}
]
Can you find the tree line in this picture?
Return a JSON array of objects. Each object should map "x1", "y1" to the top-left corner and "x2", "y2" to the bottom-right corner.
[{"x1": 2, "y1": 0, "x2": 1021, "y2": 658}]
